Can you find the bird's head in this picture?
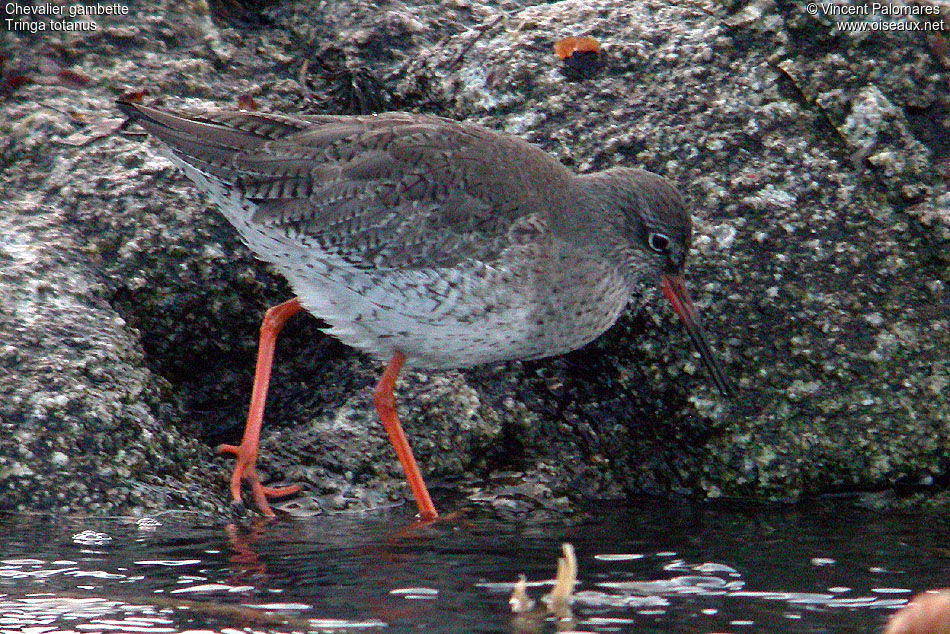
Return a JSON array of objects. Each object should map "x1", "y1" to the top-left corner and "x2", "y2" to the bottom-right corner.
[{"x1": 581, "y1": 167, "x2": 733, "y2": 396}]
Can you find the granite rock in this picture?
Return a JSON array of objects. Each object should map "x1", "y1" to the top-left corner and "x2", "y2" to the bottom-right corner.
[{"x1": 1, "y1": 0, "x2": 946, "y2": 515}]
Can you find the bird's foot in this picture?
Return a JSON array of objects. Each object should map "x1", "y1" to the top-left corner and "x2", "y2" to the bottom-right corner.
[{"x1": 216, "y1": 442, "x2": 301, "y2": 517}]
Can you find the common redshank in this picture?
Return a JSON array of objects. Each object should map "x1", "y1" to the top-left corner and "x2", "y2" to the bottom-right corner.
[{"x1": 117, "y1": 100, "x2": 733, "y2": 520}]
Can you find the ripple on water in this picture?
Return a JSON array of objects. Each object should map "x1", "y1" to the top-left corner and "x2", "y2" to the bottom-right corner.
[
  {"x1": 0, "y1": 502, "x2": 942, "y2": 633},
  {"x1": 72, "y1": 531, "x2": 113, "y2": 546},
  {"x1": 0, "y1": 595, "x2": 174, "y2": 632},
  {"x1": 390, "y1": 587, "x2": 440, "y2": 600}
]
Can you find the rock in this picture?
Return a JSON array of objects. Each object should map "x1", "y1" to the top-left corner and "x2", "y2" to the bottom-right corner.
[
  {"x1": 0, "y1": 160, "x2": 225, "y2": 514},
  {"x1": 1, "y1": 0, "x2": 946, "y2": 515}
]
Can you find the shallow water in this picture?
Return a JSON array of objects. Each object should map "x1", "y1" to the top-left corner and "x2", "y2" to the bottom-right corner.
[{"x1": 0, "y1": 499, "x2": 945, "y2": 633}]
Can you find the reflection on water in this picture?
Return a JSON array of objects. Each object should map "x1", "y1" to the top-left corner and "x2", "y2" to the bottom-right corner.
[{"x1": 0, "y1": 499, "x2": 946, "y2": 633}]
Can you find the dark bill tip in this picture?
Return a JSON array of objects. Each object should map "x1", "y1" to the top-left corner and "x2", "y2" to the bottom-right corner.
[{"x1": 660, "y1": 274, "x2": 735, "y2": 397}]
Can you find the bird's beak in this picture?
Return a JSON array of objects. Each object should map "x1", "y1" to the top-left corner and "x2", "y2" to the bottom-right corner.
[{"x1": 660, "y1": 274, "x2": 734, "y2": 396}]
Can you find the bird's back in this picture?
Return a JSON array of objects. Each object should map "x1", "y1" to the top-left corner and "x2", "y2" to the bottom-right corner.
[{"x1": 120, "y1": 102, "x2": 630, "y2": 367}]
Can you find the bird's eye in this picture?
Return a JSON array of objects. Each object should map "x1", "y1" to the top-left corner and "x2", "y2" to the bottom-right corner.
[{"x1": 647, "y1": 232, "x2": 670, "y2": 253}]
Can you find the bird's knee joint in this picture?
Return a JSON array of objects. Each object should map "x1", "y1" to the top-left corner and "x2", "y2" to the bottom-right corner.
[
  {"x1": 261, "y1": 307, "x2": 284, "y2": 330},
  {"x1": 372, "y1": 386, "x2": 396, "y2": 413},
  {"x1": 261, "y1": 307, "x2": 288, "y2": 335}
]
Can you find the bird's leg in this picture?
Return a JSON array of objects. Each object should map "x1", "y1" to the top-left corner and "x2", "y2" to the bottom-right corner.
[
  {"x1": 217, "y1": 297, "x2": 303, "y2": 516},
  {"x1": 373, "y1": 352, "x2": 439, "y2": 521}
]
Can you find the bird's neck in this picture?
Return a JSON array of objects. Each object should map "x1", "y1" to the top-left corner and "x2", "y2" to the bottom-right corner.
[{"x1": 557, "y1": 173, "x2": 629, "y2": 256}]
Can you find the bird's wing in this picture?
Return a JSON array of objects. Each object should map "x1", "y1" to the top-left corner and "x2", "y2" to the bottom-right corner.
[{"x1": 119, "y1": 103, "x2": 569, "y2": 270}]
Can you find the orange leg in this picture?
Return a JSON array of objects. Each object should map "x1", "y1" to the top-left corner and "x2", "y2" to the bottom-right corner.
[
  {"x1": 217, "y1": 297, "x2": 303, "y2": 516},
  {"x1": 373, "y1": 352, "x2": 438, "y2": 521}
]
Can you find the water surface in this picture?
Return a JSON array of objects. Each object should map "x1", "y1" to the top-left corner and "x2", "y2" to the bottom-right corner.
[{"x1": 0, "y1": 499, "x2": 945, "y2": 633}]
